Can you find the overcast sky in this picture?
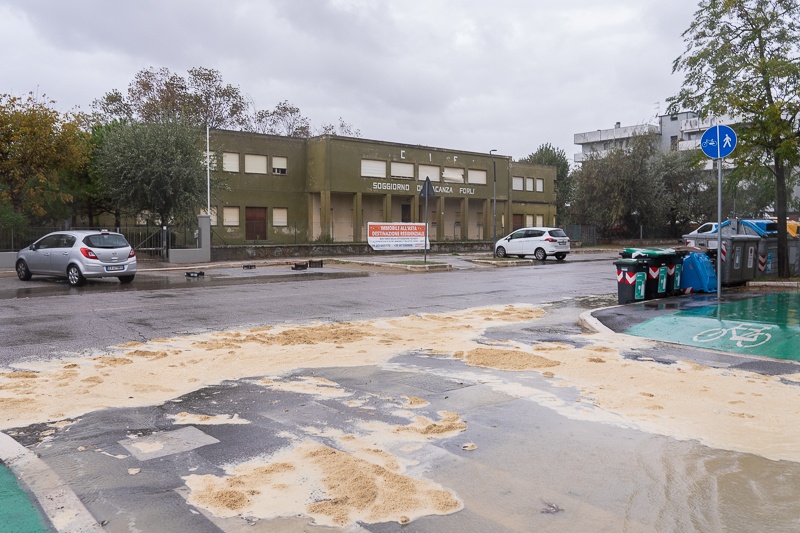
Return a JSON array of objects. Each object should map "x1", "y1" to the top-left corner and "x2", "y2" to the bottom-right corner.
[{"x1": 1, "y1": 0, "x2": 700, "y2": 163}]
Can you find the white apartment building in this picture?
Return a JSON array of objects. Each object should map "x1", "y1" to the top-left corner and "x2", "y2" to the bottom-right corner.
[{"x1": 574, "y1": 112, "x2": 736, "y2": 168}]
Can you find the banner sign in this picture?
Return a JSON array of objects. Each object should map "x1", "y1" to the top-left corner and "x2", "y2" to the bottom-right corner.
[{"x1": 367, "y1": 222, "x2": 429, "y2": 250}]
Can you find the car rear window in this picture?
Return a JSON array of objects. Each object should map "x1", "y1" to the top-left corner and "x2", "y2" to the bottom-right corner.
[
  {"x1": 83, "y1": 234, "x2": 130, "y2": 249},
  {"x1": 549, "y1": 229, "x2": 567, "y2": 238}
]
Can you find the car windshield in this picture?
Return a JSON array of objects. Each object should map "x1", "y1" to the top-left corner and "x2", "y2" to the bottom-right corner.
[
  {"x1": 83, "y1": 234, "x2": 129, "y2": 249},
  {"x1": 549, "y1": 229, "x2": 567, "y2": 238}
]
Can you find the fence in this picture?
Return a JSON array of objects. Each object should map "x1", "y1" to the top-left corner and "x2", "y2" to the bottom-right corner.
[
  {"x1": 0, "y1": 225, "x2": 199, "y2": 259},
  {"x1": 564, "y1": 225, "x2": 597, "y2": 246}
]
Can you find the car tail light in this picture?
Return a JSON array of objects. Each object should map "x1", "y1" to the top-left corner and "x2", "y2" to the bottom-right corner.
[
  {"x1": 545, "y1": 237, "x2": 557, "y2": 242},
  {"x1": 80, "y1": 248, "x2": 98, "y2": 260},
  {"x1": 128, "y1": 248, "x2": 136, "y2": 258}
]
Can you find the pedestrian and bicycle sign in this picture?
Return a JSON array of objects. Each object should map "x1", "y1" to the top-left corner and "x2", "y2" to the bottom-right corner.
[{"x1": 700, "y1": 124, "x2": 737, "y2": 159}]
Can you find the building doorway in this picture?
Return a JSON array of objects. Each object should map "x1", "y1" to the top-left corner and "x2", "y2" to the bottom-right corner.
[{"x1": 245, "y1": 207, "x2": 267, "y2": 241}]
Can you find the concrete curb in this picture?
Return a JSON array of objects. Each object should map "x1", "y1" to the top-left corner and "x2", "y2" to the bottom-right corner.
[
  {"x1": 330, "y1": 259, "x2": 452, "y2": 272},
  {"x1": 578, "y1": 308, "x2": 616, "y2": 334},
  {"x1": 0, "y1": 432, "x2": 102, "y2": 532}
]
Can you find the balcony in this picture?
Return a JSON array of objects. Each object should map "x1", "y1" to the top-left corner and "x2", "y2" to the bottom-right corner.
[{"x1": 574, "y1": 124, "x2": 659, "y2": 145}]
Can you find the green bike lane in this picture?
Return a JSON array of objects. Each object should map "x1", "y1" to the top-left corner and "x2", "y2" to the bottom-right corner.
[
  {"x1": 609, "y1": 292, "x2": 800, "y2": 361},
  {"x1": 0, "y1": 463, "x2": 51, "y2": 533}
]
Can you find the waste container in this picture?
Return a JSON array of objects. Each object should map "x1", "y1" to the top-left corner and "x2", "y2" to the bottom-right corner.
[
  {"x1": 613, "y1": 259, "x2": 648, "y2": 304},
  {"x1": 681, "y1": 252, "x2": 717, "y2": 293},
  {"x1": 620, "y1": 248, "x2": 673, "y2": 299},
  {"x1": 667, "y1": 250, "x2": 688, "y2": 296},
  {"x1": 720, "y1": 235, "x2": 760, "y2": 285}
]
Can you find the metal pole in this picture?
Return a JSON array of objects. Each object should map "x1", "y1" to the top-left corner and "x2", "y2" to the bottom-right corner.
[
  {"x1": 717, "y1": 154, "x2": 723, "y2": 302},
  {"x1": 206, "y1": 125, "x2": 211, "y2": 214},
  {"x1": 490, "y1": 149, "x2": 497, "y2": 257},
  {"x1": 424, "y1": 181, "x2": 429, "y2": 264}
]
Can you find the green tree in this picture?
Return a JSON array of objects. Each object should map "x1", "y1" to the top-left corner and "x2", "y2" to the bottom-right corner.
[
  {"x1": 316, "y1": 117, "x2": 362, "y2": 137},
  {"x1": 668, "y1": 0, "x2": 800, "y2": 277},
  {"x1": 247, "y1": 100, "x2": 312, "y2": 137},
  {"x1": 654, "y1": 149, "x2": 715, "y2": 235},
  {"x1": 571, "y1": 133, "x2": 666, "y2": 238},
  {"x1": 0, "y1": 93, "x2": 89, "y2": 224},
  {"x1": 93, "y1": 67, "x2": 249, "y2": 129},
  {"x1": 518, "y1": 143, "x2": 571, "y2": 225},
  {"x1": 92, "y1": 120, "x2": 211, "y2": 232}
]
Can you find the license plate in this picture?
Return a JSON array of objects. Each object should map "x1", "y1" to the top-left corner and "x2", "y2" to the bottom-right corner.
[{"x1": 105, "y1": 265, "x2": 124, "y2": 272}]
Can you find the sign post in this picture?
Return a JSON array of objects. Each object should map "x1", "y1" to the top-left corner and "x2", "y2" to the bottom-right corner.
[
  {"x1": 700, "y1": 124, "x2": 737, "y2": 301},
  {"x1": 420, "y1": 177, "x2": 437, "y2": 263}
]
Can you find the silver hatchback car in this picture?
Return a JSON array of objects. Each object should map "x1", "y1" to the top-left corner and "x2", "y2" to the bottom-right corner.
[{"x1": 16, "y1": 230, "x2": 137, "y2": 286}]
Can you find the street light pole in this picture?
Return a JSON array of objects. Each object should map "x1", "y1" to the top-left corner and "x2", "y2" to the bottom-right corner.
[{"x1": 490, "y1": 149, "x2": 497, "y2": 257}]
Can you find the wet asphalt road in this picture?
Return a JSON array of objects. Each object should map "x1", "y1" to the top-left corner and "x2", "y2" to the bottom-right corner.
[
  {"x1": 0, "y1": 254, "x2": 617, "y2": 367},
  {"x1": 5, "y1": 254, "x2": 800, "y2": 532}
]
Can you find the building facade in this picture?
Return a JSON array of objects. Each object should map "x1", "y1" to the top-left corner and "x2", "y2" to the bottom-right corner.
[
  {"x1": 573, "y1": 112, "x2": 736, "y2": 166},
  {"x1": 209, "y1": 130, "x2": 558, "y2": 245}
]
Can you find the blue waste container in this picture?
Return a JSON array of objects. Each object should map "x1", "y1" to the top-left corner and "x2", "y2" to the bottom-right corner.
[{"x1": 680, "y1": 252, "x2": 717, "y2": 293}]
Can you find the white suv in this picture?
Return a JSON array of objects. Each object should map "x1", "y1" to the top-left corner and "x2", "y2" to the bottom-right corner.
[{"x1": 494, "y1": 227, "x2": 570, "y2": 261}]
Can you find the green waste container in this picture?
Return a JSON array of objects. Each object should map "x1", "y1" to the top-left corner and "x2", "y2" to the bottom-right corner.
[
  {"x1": 667, "y1": 250, "x2": 688, "y2": 296},
  {"x1": 614, "y1": 259, "x2": 648, "y2": 304},
  {"x1": 619, "y1": 248, "x2": 674, "y2": 299}
]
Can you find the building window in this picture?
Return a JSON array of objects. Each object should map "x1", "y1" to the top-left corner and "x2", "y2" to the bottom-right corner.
[
  {"x1": 202, "y1": 207, "x2": 218, "y2": 226},
  {"x1": 245, "y1": 154, "x2": 268, "y2": 174},
  {"x1": 361, "y1": 159, "x2": 386, "y2": 178},
  {"x1": 272, "y1": 156, "x2": 287, "y2": 175},
  {"x1": 512, "y1": 176, "x2": 524, "y2": 191},
  {"x1": 536, "y1": 178, "x2": 545, "y2": 192},
  {"x1": 419, "y1": 164, "x2": 440, "y2": 182},
  {"x1": 467, "y1": 169, "x2": 486, "y2": 185},
  {"x1": 536, "y1": 214, "x2": 544, "y2": 226},
  {"x1": 670, "y1": 135, "x2": 679, "y2": 151},
  {"x1": 222, "y1": 152, "x2": 239, "y2": 173},
  {"x1": 442, "y1": 167, "x2": 464, "y2": 183},
  {"x1": 273, "y1": 207, "x2": 288, "y2": 227},
  {"x1": 391, "y1": 162, "x2": 414, "y2": 179},
  {"x1": 223, "y1": 206, "x2": 240, "y2": 226},
  {"x1": 526, "y1": 178, "x2": 534, "y2": 191}
]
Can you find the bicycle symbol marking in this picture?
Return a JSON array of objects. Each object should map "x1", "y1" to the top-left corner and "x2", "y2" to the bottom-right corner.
[
  {"x1": 701, "y1": 138, "x2": 717, "y2": 148},
  {"x1": 692, "y1": 323, "x2": 774, "y2": 348}
]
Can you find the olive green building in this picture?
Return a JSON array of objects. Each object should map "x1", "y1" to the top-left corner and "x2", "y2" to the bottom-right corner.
[{"x1": 209, "y1": 129, "x2": 557, "y2": 245}]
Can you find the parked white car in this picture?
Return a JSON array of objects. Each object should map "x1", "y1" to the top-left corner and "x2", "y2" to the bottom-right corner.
[{"x1": 494, "y1": 227, "x2": 570, "y2": 260}]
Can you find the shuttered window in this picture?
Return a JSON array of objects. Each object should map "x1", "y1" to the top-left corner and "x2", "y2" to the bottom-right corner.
[
  {"x1": 361, "y1": 159, "x2": 386, "y2": 178},
  {"x1": 536, "y1": 178, "x2": 545, "y2": 192},
  {"x1": 222, "y1": 152, "x2": 239, "y2": 173},
  {"x1": 526, "y1": 178, "x2": 534, "y2": 191},
  {"x1": 512, "y1": 176, "x2": 524, "y2": 190},
  {"x1": 442, "y1": 167, "x2": 464, "y2": 183},
  {"x1": 223, "y1": 206, "x2": 240, "y2": 226},
  {"x1": 468, "y1": 169, "x2": 486, "y2": 184},
  {"x1": 391, "y1": 162, "x2": 414, "y2": 179},
  {"x1": 419, "y1": 164, "x2": 440, "y2": 182},
  {"x1": 273, "y1": 207, "x2": 288, "y2": 226},
  {"x1": 245, "y1": 154, "x2": 268, "y2": 174},
  {"x1": 272, "y1": 156, "x2": 287, "y2": 175}
]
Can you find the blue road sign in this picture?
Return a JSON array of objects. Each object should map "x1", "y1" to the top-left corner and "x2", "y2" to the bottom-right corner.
[{"x1": 700, "y1": 124, "x2": 737, "y2": 159}]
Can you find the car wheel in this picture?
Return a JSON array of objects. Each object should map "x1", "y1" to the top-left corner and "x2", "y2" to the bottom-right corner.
[
  {"x1": 534, "y1": 248, "x2": 547, "y2": 261},
  {"x1": 119, "y1": 275, "x2": 135, "y2": 284},
  {"x1": 555, "y1": 253, "x2": 567, "y2": 261},
  {"x1": 67, "y1": 264, "x2": 86, "y2": 287},
  {"x1": 495, "y1": 246, "x2": 507, "y2": 258},
  {"x1": 16, "y1": 260, "x2": 32, "y2": 281}
]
